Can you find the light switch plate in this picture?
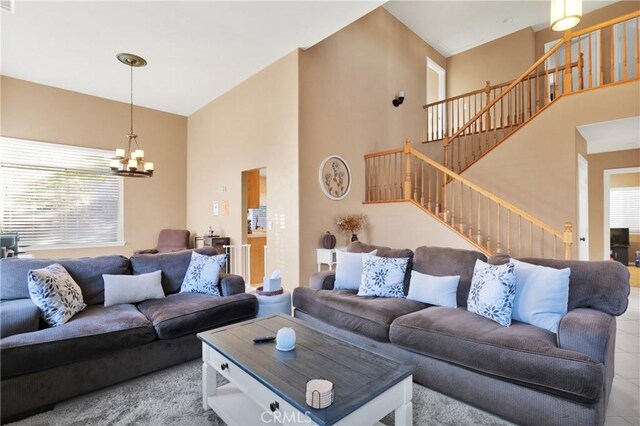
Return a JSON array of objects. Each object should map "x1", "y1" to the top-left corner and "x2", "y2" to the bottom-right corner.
[{"x1": 213, "y1": 201, "x2": 219, "y2": 216}]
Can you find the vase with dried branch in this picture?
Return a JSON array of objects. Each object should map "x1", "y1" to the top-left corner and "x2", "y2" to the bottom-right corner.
[{"x1": 336, "y1": 214, "x2": 367, "y2": 243}]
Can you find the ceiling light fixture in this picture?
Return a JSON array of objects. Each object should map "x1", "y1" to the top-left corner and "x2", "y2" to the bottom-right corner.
[
  {"x1": 110, "y1": 53, "x2": 154, "y2": 178},
  {"x1": 550, "y1": 0, "x2": 582, "y2": 32}
]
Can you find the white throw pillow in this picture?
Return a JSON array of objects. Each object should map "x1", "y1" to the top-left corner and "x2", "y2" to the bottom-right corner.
[
  {"x1": 467, "y1": 259, "x2": 516, "y2": 327},
  {"x1": 28, "y1": 264, "x2": 87, "y2": 327},
  {"x1": 180, "y1": 251, "x2": 227, "y2": 296},
  {"x1": 357, "y1": 253, "x2": 409, "y2": 298},
  {"x1": 103, "y1": 270, "x2": 165, "y2": 307},
  {"x1": 334, "y1": 249, "x2": 377, "y2": 290},
  {"x1": 510, "y1": 259, "x2": 570, "y2": 333},
  {"x1": 407, "y1": 270, "x2": 460, "y2": 308}
]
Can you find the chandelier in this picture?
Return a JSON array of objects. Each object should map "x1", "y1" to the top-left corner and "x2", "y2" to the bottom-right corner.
[{"x1": 110, "y1": 53, "x2": 154, "y2": 178}]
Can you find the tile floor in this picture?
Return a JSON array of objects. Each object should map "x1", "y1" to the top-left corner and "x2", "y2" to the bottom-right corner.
[{"x1": 605, "y1": 286, "x2": 640, "y2": 426}]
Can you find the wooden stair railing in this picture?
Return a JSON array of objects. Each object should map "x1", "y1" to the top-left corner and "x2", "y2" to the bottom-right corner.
[
  {"x1": 364, "y1": 139, "x2": 573, "y2": 259},
  {"x1": 423, "y1": 58, "x2": 582, "y2": 143},
  {"x1": 431, "y1": 11, "x2": 640, "y2": 174}
]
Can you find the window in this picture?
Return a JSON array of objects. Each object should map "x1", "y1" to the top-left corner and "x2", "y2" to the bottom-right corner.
[
  {"x1": 0, "y1": 137, "x2": 123, "y2": 249},
  {"x1": 610, "y1": 187, "x2": 640, "y2": 234}
]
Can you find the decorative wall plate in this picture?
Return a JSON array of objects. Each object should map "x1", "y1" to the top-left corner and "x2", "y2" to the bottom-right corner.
[{"x1": 319, "y1": 155, "x2": 351, "y2": 200}]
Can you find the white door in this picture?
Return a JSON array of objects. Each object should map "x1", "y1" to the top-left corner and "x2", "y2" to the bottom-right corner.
[
  {"x1": 577, "y1": 154, "x2": 589, "y2": 260},
  {"x1": 426, "y1": 58, "x2": 446, "y2": 140}
]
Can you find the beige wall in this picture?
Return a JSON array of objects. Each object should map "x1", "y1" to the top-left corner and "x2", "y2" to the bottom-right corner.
[
  {"x1": 362, "y1": 202, "x2": 478, "y2": 252},
  {"x1": 186, "y1": 51, "x2": 300, "y2": 291},
  {"x1": 298, "y1": 7, "x2": 448, "y2": 283},
  {"x1": 446, "y1": 28, "x2": 535, "y2": 98},
  {"x1": 426, "y1": 67, "x2": 440, "y2": 104},
  {"x1": 0, "y1": 76, "x2": 187, "y2": 259},
  {"x1": 588, "y1": 151, "x2": 640, "y2": 260},
  {"x1": 462, "y1": 81, "x2": 639, "y2": 260},
  {"x1": 610, "y1": 172, "x2": 640, "y2": 188}
]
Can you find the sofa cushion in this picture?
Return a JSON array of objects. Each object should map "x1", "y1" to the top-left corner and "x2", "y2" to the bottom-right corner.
[
  {"x1": 136, "y1": 292, "x2": 258, "y2": 339},
  {"x1": 0, "y1": 299, "x2": 41, "y2": 338},
  {"x1": 347, "y1": 242, "x2": 414, "y2": 295},
  {"x1": 412, "y1": 246, "x2": 487, "y2": 308},
  {"x1": 0, "y1": 255, "x2": 130, "y2": 304},
  {"x1": 0, "y1": 304, "x2": 155, "y2": 378},
  {"x1": 489, "y1": 255, "x2": 629, "y2": 316},
  {"x1": 130, "y1": 247, "x2": 218, "y2": 295},
  {"x1": 389, "y1": 307, "x2": 604, "y2": 403},
  {"x1": 292, "y1": 286, "x2": 426, "y2": 342}
]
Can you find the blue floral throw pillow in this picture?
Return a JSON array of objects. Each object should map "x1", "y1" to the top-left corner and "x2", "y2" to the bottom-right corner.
[
  {"x1": 180, "y1": 251, "x2": 227, "y2": 296},
  {"x1": 28, "y1": 264, "x2": 87, "y2": 327},
  {"x1": 357, "y1": 253, "x2": 409, "y2": 298},
  {"x1": 467, "y1": 259, "x2": 516, "y2": 327}
]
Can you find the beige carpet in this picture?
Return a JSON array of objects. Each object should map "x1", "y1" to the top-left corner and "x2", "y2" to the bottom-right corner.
[{"x1": 10, "y1": 360, "x2": 510, "y2": 426}]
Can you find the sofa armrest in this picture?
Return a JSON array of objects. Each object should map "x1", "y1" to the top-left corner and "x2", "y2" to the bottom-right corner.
[
  {"x1": 0, "y1": 299, "x2": 41, "y2": 338},
  {"x1": 133, "y1": 248, "x2": 159, "y2": 255},
  {"x1": 557, "y1": 308, "x2": 616, "y2": 363},
  {"x1": 218, "y1": 273, "x2": 246, "y2": 297},
  {"x1": 309, "y1": 271, "x2": 335, "y2": 290}
]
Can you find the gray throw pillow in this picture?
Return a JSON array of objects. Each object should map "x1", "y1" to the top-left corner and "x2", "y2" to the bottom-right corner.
[
  {"x1": 103, "y1": 270, "x2": 165, "y2": 307},
  {"x1": 180, "y1": 251, "x2": 227, "y2": 296},
  {"x1": 467, "y1": 259, "x2": 516, "y2": 327},
  {"x1": 27, "y1": 264, "x2": 87, "y2": 326}
]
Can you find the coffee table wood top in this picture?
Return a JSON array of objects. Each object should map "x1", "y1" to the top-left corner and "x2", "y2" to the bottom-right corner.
[{"x1": 198, "y1": 314, "x2": 416, "y2": 425}]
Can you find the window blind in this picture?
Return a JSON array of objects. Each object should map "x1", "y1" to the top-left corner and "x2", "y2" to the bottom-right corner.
[
  {"x1": 610, "y1": 186, "x2": 640, "y2": 234},
  {"x1": 0, "y1": 137, "x2": 123, "y2": 248}
]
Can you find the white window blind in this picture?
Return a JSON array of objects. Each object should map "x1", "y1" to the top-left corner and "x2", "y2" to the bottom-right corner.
[
  {"x1": 0, "y1": 137, "x2": 123, "y2": 248},
  {"x1": 610, "y1": 186, "x2": 640, "y2": 234}
]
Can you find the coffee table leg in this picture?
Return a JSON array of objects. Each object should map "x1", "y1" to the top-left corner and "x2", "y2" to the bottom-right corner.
[
  {"x1": 202, "y1": 361, "x2": 217, "y2": 410},
  {"x1": 394, "y1": 377, "x2": 413, "y2": 426}
]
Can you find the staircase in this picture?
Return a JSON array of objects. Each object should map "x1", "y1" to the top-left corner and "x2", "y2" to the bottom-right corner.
[
  {"x1": 364, "y1": 11, "x2": 640, "y2": 259},
  {"x1": 424, "y1": 11, "x2": 640, "y2": 174},
  {"x1": 364, "y1": 139, "x2": 573, "y2": 258}
]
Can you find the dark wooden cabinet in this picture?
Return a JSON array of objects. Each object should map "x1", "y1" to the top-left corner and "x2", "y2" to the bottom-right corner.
[
  {"x1": 195, "y1": 236, "x2": 231, "y2": 272},
  {"x1": 611, "y1": 245, "x2": 629, "y2": 265}
]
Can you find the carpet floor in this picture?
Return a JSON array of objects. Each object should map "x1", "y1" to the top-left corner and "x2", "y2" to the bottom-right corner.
[{"x1": 10, "y1": 360, "x2": 509, "y2": 426}]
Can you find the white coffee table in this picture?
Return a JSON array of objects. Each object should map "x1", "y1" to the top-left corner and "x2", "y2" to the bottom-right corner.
[{"x1": 198, "y1": 314, "x2": 415, "y2": 425}]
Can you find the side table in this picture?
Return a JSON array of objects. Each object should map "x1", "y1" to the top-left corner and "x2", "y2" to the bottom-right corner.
[
  {"x1": 252, "y1": 290, "x2": 292, "y2": 317},
  {"x1": 316, "y1": 247, "x2": 346, "y2": 271}
]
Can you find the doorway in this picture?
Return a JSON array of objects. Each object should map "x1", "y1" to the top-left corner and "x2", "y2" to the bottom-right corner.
[
  {"x1": 603, "y1": 166, "x2": 640, "y2": 263},
  {"x1": 577, "y1": 154, "x2": 589, "y2": 260},
  {"x1": 427, "y1": 58, "x2": 446, "y2": 139},
  {"x1": 243, "y1": 167, "x2": 267, "y2": 286}
]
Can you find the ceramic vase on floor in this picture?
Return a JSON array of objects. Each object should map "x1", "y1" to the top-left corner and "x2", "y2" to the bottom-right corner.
[{"x1": 351, "y1": 234, "x2": 358, "y2": 242}]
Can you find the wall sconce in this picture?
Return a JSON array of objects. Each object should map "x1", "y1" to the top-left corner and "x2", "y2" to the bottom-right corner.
[{"x1": 392, "y1": 91, "x2": 405, "y2": 107}]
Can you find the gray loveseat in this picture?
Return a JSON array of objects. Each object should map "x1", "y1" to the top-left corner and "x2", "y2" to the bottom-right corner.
[
  {"x1": 0, "y1": 247, "x2": 258, "y2": 422},
  {"x1": 293, "y1": 242, "x2": 630, "y2": 426}
]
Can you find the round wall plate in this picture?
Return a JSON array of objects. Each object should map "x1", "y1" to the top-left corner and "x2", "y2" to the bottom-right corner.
[{"x1": 318, "y1": 155, "x2": 351, "y2": 201}]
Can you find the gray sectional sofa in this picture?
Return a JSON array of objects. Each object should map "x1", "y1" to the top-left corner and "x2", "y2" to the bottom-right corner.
[
  {"x1": 0, "y1": 247, "x2": 258, "y2": 422},
  {"x1": 293, "y1": 242, "x2": 630, "y2": 426}
]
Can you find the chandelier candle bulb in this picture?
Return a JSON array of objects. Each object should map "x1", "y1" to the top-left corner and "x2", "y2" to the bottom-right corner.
[
  {"x1": 128, "y1": 159, "x2": 138, "y2": 170},
  {"x1": 115, "y1": 149, "x2": 125, "y2": 158},
  {"x1": 109, "y1": 159, "x2": 121, "y2": 169},
  {"x1": 144, "y1": 162, "x2": 154, "y2": 171},
  {"x1": 135, "y1": 149, "x2": 144, "y2": 159}
]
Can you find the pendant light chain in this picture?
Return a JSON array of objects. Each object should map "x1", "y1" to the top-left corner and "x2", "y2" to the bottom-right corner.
[{"x1": 130, "y1": 62, "x2": 134, "y2": 135}]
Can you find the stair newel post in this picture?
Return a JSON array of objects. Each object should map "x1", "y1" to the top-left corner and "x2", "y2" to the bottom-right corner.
[
  {"x1": 443, "y1": 139, "x2": 449, "y2": 169},
  {"x1": 563, "y1": 30, "x2": 573, "y2": 94},
  {"x1": 563, "y1": 222, "x2": 573, "y2": 260},
  {"x1": 404, "y1": 139, "x2": 412, "y2": 201},
  {"x1": 484, "y1": 81, "x2": 492, "y2": 131}
]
